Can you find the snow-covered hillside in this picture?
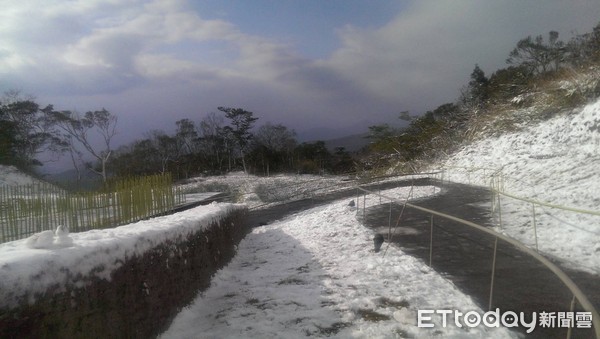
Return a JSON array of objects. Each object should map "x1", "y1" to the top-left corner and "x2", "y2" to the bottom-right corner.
[
  {"x1": 441, "y1": 98, "x2": 600, "y2": 274},
  {"x1": 0, "y1": 165, "x2": 42, "y2": 186}
]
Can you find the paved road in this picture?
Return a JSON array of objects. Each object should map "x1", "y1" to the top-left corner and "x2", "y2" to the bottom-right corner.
[
  {"x1": 243, "y1": 178, "x2": 419, "y2": 228},
  {"x1": 363, "y1": 179, "x2": 599, "y2": 339}
]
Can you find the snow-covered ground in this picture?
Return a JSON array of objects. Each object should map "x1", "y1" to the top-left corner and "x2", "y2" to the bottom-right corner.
[
  {"x1": 161, "y1": 185, "x2": 515, "y2": 339},
  {"x1": 0, "y1": 165, "x2": 44, "y2": 186},
  {"x1": 1, "y1": 177, "x2": 516, "y2": 337},
  {"x1": 440, "y1": 98, "x2": 600, "y2": 274},
  {"x1": 179, "y1": 172, "x2": 353, "y2": 209},
  {"x1": 3, "y1": 100, "x2": 597, "y2": 336}
]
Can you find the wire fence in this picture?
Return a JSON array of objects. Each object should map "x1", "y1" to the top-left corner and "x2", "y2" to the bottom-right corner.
[{"x1": 0, "y1": 173, "x2": 185, "y2": 243}]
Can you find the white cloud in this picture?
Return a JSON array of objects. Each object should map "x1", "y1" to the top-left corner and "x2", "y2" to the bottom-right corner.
[
  {"x1": 324, "y1": 0, "x2": 600, "y2": 112},
  {"x1": 2, "y1": 0, "x2": 319, "y2": 96},
  {"x1": 3, "y1": 0, "x2": 600, "y2": 147}
]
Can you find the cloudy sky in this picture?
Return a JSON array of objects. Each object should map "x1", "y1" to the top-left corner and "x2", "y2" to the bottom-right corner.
[{"x1": 2, "y1": 0, "x2": 600, "y2": 149}]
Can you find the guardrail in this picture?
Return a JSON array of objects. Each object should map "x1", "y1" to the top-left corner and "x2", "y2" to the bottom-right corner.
[
  {"x1": 245, "y1": 171, "x2": 440, "y2": 211},
  {"x1": 441, "y1": 166, "x2": 600, "y2": 274},
  {"x1": 354, "y1": 179, "x2": 600, "y2": 339}
]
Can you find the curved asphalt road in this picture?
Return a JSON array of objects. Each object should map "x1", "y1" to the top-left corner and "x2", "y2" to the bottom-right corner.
[
  {"x1": 363, "y1": 179, "x2": 598, "y2": 339},
  {"x1": 238, "y1": 177, "x2": 597, "y2": 338}
]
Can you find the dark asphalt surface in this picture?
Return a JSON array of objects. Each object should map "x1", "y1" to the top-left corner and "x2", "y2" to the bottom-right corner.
[
  {"x1": 230, "y1": 176, "x2": 598, "y2": 338},
  {"x1": 363, "y1": 179, "x2": 599, "y2": 339},
  {"x1": 243, "y1": 178, "x2": 421, "y2": 228}
]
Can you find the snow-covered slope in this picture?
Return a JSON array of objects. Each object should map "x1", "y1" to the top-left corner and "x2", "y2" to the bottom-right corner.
[
  {"x1": 441, "y1": 98, "x2": 600, "y2": 273},
  {"x1": 0, "y1": 165, "x2": 42, "y2": 186}
]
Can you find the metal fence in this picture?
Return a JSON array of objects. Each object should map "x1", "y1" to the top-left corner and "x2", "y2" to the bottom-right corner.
[
  {"x1": 438, "y1": 166, "x2": 600, "y2": 274},
  {"x1": 354, "y1": 174, "x2": 599, "y2": 339}
]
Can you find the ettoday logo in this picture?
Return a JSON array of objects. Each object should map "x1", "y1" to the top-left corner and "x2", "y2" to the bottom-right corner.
[{"x1": 418, "y1": 309, "x2": 593, "y2": 334}]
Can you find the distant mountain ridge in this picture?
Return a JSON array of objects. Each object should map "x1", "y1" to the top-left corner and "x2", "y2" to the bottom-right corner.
[
  {"x1": 43, "y1": 168, "x2": 103, "y2": 191},
  {"x1": 320, "y1": 133, "x2": 370, "y2": 153}
]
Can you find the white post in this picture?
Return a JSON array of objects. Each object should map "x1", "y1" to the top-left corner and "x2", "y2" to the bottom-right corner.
[
  {"x1": 532, "y1": 203, "x2": 539, "y2": 252},
  {"x1": 489, "y1": 237, "x2": 499, "y2": 311},
  {"x1": 429, "y1": 215, "x2": 434, "y2": 267}
]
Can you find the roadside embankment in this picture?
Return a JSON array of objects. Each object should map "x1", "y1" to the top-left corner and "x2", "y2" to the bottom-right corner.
[{"x1": 0, "y1": 203, "x2": 248, "y2": 338}]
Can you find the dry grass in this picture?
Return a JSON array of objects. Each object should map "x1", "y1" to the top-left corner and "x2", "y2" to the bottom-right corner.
[{"x1": 465, "y1": 63, "x2": 600, "y2": 142}]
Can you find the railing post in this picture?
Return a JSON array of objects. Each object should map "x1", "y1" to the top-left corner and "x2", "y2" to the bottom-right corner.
[
  {"x1": 388, "y1": 200, "x2": 392, "y2": 235},
  {"x1": 489, "y1": 237, "x2": 498, "y2": 311},
  {"x1": 566, "y1": 295, "x2": 576, "y2": 339},
  {"x1": 490, "y1": 185, "x2": 495, "y2": 214},
  {"x1": 363, "y1": 192, "x2": 366, "y2": 222},
  {"x1": 429, "y1": 215, "x2": 434, "y2": 267},
  {"x1": 355, "y1": 187, "x2": 359, "y2": 216},
  {"x1": 532, "y1": 203, "x2": 539, "y2": 252},
  {"x1": 497, "y1": 192, "x2": 503, "y2": 230}
]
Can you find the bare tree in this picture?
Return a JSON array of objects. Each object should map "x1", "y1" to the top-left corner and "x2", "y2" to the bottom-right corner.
[
  {"x1": 146, "y1": 130, "x2": 177, "y2": 174},
  {"x1": 48, "y1": 109, "x2": 117, "y2": 183},
  {"x1": 198, "y1": 112, "x2": 226, "y2": 172},
  {"x1": 506, "y1": 31, "x2": 566, "y2": 75},
  {"x1": 252, "y1": 123, "x2": 297, "y2": 175}
]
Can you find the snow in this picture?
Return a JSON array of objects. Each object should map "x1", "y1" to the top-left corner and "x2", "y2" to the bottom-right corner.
[
  {"x1": 0, "y1": 165, "x2": 42, "y2": 186},
  {"x1": 182, "y1": 192, "x2": 223, "y2": 204},
  {"x1": 0, "y1": 174, "x2": 513, "y2": 337},
  {"x1": 2, "y1": 92, "x2": 598, "y2": 336},
  {"x1": 440, "y1": 98, "x2": 600, "y2": 274},
  {"x1": 23, "y1": 225, "x2": 74, "y2": 249},
  {"x1": 0, "y1": 202, "x2": 243, "y2": 308},
  {"x1": 161, "y1": 186, "x2": 514, "y2": 338},
  {"x1": 179, "y1": 172, "x2": 352, "y2": 209}
]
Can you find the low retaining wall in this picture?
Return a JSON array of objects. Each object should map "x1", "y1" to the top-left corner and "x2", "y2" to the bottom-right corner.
[{"x1": 0, "y1": 206, "x2": 249, "y2": 338}]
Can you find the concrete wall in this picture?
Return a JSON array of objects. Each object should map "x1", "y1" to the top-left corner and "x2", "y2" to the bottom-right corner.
[{"x1": 0, "y1": 207, "x2": 248, "y2": 338}]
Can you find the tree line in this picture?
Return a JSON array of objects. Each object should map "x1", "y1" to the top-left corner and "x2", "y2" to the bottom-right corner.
[
  {"x1": 0, "y1": 92, "x2": 119, "y2": 184},
  {"x1": 108, "y1": 107, "x2": 354, "y2": 179},
  {"x1": 4, "y1": 22, "x2": 598, "y2": 181},
  {"x1": 364, "y1": 22, "x2": 600, "y2": 170},
  {"x1": 0, "y1": 97, "x2": 355, "y2": 185}
]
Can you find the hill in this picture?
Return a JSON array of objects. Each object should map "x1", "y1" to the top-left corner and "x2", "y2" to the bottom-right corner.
[
  {"x1": 436, "y1": 85, "x2": 600, "y2": 274},
  {"x1": 322, "y1": 132, "x2": 370, "y2": 153},
  {"x1": 0, "y1": 165, "x2": 44, "y2": 187},
  {"x1": 43, "y1": 168, "x2": 103, "y2": 191}
]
